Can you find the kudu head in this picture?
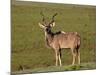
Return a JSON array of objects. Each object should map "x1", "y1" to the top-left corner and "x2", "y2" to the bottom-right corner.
[{"x1": 39, "y1": 12, "x2": 57, "y2": 33}]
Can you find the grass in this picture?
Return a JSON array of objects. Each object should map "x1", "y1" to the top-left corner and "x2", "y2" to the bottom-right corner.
[
  {"x1": 11, "y1": 1, "x2": 96, "y2": 73},
  {"x1": 11, "y1": 62, "x2": 96, "y2": 74}
]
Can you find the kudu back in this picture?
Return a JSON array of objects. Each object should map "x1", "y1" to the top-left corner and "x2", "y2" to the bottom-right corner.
[{"x1": 39, "y1": 12, "x2": 81, "y2": 66}]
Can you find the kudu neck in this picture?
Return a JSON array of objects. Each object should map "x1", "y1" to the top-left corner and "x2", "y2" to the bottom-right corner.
[{"x1": 45, "y1": 29, "x2": 54, "y2": 47}]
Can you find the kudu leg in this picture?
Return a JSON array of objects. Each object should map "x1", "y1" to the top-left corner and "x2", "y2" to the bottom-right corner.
[
  {"x1": 77, "y1": 51, "x2": 80, "y2": 65},
  {"x1": 76, "y1": 49, "x2": 80, "y2": 65},
  {"x1": 72, "y1": 50, "x2": 76, "y2": 65},
  {"x1": 72, "y1": 54, "x2": 76, "y2": 65},
  {"x1": 58, "y1": 49, "x2": 62, "y2": 66},
  {"x1": 55, "y1": 51, "x2": 59, "y2": 66}
]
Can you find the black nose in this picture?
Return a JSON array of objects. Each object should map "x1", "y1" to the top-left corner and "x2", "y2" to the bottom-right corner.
[
  {"x1": 46, "y1": 28, "x2": 49, "y2": 31},
  {"x1": 46, "y1": 28, "x2": 51, "y2": 33}
]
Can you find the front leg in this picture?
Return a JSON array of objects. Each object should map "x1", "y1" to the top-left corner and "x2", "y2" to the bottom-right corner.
[
  {"x1": 55, "y1": 50, "x2": 59, "y2": 66},
  {"x1": 58, "y1": 49, "x2": 62, "y2": 66}
]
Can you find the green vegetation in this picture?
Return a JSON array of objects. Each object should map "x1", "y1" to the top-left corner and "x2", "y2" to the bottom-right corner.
[
  {"x1": 11, "y1": 1, "x2": 96, "y2": 73},
  {"x1": 11, "y1": 62, "x2": 96, "y2": 74}
]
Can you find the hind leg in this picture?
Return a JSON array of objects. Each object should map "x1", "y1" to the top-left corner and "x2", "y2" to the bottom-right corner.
[
  {"x1": 71, "y1": 49, "x2": 77, "y2": 65},
  {"x1": 76, "y1": 47, "x2": 80, "y2": 65},
  {"x1": 77, "y1": 50, "x2": 80, "y2": 65}
]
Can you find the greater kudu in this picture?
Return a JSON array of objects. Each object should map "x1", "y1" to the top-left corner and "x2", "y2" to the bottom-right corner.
[{"x1": 39, "y1": 12, "x2": 81, "y2": 66}]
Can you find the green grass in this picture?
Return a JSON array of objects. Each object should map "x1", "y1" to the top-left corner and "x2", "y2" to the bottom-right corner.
[
  {"x1": 11, "y1": 1, "x2": 96, "y2": 73},
  {"x1": 11, "y1": 62, "x2": 96, "y2": 74}
]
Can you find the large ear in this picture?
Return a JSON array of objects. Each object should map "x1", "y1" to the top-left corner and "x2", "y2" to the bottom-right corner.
[
  {"x1": 50, "y1": 22, "x2": 55, "y2": 27},
  {"x1": 38, "y1": 23, "x2": 45, "y2": 28}
]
